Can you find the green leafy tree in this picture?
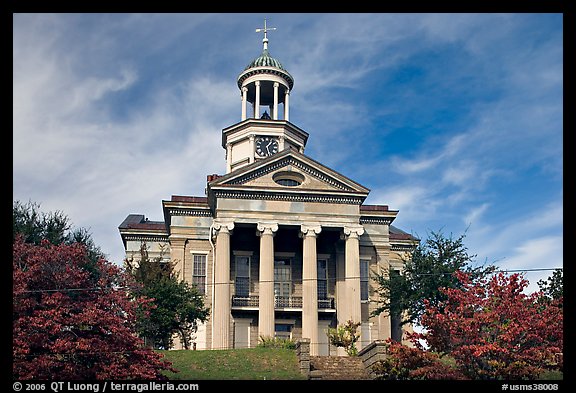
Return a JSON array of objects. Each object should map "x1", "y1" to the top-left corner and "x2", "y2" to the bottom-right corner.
[
  {"x1": 537, "y1": 268, "x2": 563, "y2": 303},
  {"x1": 372, "y1": 229, "x2": 496, "y2": 327},
  {"x1": 13, "y1": 200, "x2": 105, "y2": 265},
  {"x1": 126, "y1": 243, "x2": 209, "y2": 350}
]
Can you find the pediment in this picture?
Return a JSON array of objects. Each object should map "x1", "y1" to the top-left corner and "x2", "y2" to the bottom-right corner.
[{"x1": 208, "y1": 149, "x2": 370, "y2": 197}]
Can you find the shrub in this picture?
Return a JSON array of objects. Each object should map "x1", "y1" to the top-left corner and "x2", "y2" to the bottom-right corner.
[
  {"x1": 372, "y1": 339, "x2": 467, "y2": 380},
  {"x1": 257, "y1": 336, "x2": 296, "y2": 349}
]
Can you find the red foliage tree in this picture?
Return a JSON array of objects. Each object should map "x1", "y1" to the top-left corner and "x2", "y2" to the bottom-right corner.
[
  {"x1": 13, "y1": 235, "x2": 175, "y2": 380},
  {"x1": 410, "y1": 271, "x2": 563, "y2": 380}
]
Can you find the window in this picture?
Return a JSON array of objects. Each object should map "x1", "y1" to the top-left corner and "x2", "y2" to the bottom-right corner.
[
  {"x1": 317, "y1": 259, "x2": 328, "y2": 300},
  {"x1": 275, "y1": 323, "x2": 293, "y2": 339},
  {"x1": 274, "y1": 259, "x2": 291, "y2": 298},
  {"x1": 235, "y1": 256, "x2": 250, "y2": 297},
  {"x1": 390, "y1": 269, "x2": 403, "y2": 342},
  {"x1": 159, "y1": 258, "x2": 171, "y2": 273},
  {"x1": 276, "y1": 178, "x2": 300, "y2": 187},
  {"x1": 272, "y1": 171, "x2": 305, "y2": 187},
  {"x1": 360, "y1": 259, "x2": 370, "y2": 301},
  {"x1": 192, "y1": 254, "x2": 207, "y2": 295}
]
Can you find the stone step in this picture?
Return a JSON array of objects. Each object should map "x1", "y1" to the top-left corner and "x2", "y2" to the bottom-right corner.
[{"x1": 310, "y1": 356, "x2": 371, "y2": 380}]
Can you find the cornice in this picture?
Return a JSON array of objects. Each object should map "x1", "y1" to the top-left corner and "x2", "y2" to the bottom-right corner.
[
  {"x1": 122, "y1": 234, "x2": 169, "y2": 243},
  {"x1": 167, "y1": 207, "x2": 212, "y2": 217},
  {"x1": 212, "y1": 189, "x2": 365, "y2": 205},
  {"x1": 391, "y1": 243, "x2": 417, "y2": 252},
  {"x1": 237, "y1": 67, "x2": 294, "y2": 90},
  {"x1": 222, "y1": 119, "x2": 309, "y2": 148},
  {"x1": 360, "y1": 217, "x2": 395, "y2": 225}
]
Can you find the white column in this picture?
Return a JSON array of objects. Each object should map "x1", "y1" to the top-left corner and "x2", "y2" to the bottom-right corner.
[
  {"x1": 255, "y1": 81, "x2": 261, "y2": 118},
  {"x1": 278, "y1": 135, "x2": 285, "y2": 151},
  {"x1": 212, "y1": 220, "x2": 234, "y2": 350},
  {"x1": 257, "y1": 222, "x2": 278, "y2": 339},
  {"x1": 226, "y1": 143, "x2": 232, "y2": 173},
  {"x1": 301, "y1": 223, "x2": 322, "y2": 356},
  {"x1": 241, "y1": 86, "x2": 248, "y2": 121},
  {"x1": 342, "y1": 225, "x2": 365, "y2": 326},
  {"x1": 284, "y1": 90, "x2": 290, "y2": 121},
  {"x1": 273, "y1": 82, "x2": 279, "y2": 120}
]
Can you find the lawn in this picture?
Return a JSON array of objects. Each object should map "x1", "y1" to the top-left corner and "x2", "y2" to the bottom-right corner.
[{"x1": 158, "y1": 347, "x2": 307, "y2": 380}]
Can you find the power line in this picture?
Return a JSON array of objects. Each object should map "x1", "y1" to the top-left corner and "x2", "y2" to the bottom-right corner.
[
  {"x1": 16, "y1": 266, "x2": 562, "y2": 294},
  {"x1": 13, "y1": 341, "x2": 356, "y2": 357}
]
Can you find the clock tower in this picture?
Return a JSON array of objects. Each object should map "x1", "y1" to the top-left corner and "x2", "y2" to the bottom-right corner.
[{"x1": 222, "y1": 20, "x2": 308, "y2": 173}]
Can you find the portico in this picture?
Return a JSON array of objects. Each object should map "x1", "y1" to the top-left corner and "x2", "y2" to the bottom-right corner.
[{"x1": 210, "y1": 216, "x2": 373, "y2": 355}]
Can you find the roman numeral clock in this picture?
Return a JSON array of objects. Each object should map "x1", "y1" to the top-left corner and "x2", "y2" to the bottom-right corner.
[{"x1": 255, "y1": 136, "x2": 279, "y2": 157}]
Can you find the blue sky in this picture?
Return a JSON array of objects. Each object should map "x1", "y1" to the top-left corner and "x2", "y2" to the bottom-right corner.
[{"x1": 13, "y1": 13, "x2": 563, "y2": 293}]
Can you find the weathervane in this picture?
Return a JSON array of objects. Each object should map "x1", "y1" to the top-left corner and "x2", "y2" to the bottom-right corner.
[{"x1": 255, "y1": 18, "x2": 276, "y2": 51}]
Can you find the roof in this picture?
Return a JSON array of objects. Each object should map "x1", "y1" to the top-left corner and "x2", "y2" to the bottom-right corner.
[
  {"x1": 389, "y1": 225, "x2": 419, "y2": 241},
  {"x1": 170, "y1": 195, "x2": 208, "y2": 204},
  {"x1": 245, "y1": 48, "x2": 286, "y2": 71},
  {"x1": 360, "y1": 204, "x2": 389, "y2": 212},
  {"x1": 237, "y1": 46, "x2": 294, "y2": 90},
  {"x1": 118, "y1": 214, "x2": 168, "y2": 249},
  {"x1": 118, "y1": 214, "x2": 166, "y2": 230}
]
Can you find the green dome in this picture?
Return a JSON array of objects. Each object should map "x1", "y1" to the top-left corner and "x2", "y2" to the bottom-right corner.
[
  {"x1": 245, "y1": 48, "x2": 286, "y2": 71},
  {"x1": 237, "y1": 38, "x2": 294, "y2": 90}
]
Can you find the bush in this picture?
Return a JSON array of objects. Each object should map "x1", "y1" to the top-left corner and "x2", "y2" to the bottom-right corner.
[
  {"x1": 371, "y1": 339, "x2": 467, "y2": 380},
  {"x1": 257, "y1": 336, "x2": 296, "y2": 349}
]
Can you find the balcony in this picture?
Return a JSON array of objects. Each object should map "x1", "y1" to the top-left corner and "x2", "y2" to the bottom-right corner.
[{"x1": 231, "y1": 295, "x2": 335, "y2": 310}]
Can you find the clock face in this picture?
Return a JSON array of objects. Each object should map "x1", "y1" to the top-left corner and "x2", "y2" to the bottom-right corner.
[{"x1": 255, "y1": 136, "x2": 279, "y2": 157}]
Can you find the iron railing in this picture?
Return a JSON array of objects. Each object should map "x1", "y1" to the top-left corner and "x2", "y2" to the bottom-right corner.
[{"x1": 231, "y1": 295, "x2": 335, "y2": 309}]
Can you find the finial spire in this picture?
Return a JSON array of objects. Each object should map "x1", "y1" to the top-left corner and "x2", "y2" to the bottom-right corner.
[{"x1": 255, "y1": 18, "x2": 276, "y2": 51}]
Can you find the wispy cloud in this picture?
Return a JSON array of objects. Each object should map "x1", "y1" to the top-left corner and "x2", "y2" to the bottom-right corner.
[
  {"x1": 464, "y1": 203, "x2": 490, "y2": 227},
  {"x1": 13, "y1": 13, "x2": 562, "y2": 276}
]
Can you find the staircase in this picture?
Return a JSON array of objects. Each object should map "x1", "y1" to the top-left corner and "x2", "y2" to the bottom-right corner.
[{"x1": 309, "y1": 356, "x2": 371, "y2": 380}]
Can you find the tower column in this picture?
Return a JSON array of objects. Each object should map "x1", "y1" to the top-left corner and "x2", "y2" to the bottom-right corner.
[
  {"x1": 212, "y1": 220, "x2": 234, "y2": 350},
  {"x1": 226, "y1": 143, "x2": 232, "y2": 173},
  {"x1": 284, "y1": 90, "x2": 290, "y2": 121},
  {"x1": 301, "y1": 223, "x2": 321, "y2": 355},
  {"x1": 273, "y1": 82, "x2": 279, "y2": 120},
  {"x1": 254, "y1": 81, "x2": 261, "y2": 118},
  {"x1": 249, "y1": 135, "x2": 255, "y2": 164},
  {"x1": 257, "y1": 222, "x2": 278, "y2": 339},
  {"x1": 241, "y1": 86, "x2": 248, "y2": 121}
]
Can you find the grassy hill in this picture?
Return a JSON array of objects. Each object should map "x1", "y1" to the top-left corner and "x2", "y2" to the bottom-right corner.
[
  {"x1": 158, "y1": 347, "x2": 563, "y2": 380},
  {"x1": 158, "y1": 347, "x2": 306, "y2": 380}
]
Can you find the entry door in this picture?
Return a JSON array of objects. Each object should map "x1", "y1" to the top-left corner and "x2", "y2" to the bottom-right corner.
[{"x1": 234, "y1": 319, "x2": 251, "y2": 349}]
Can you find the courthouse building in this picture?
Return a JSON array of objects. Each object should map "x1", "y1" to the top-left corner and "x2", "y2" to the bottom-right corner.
[{"x1": 119, "y1": 25, "x2": 417, "y2": 355}]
